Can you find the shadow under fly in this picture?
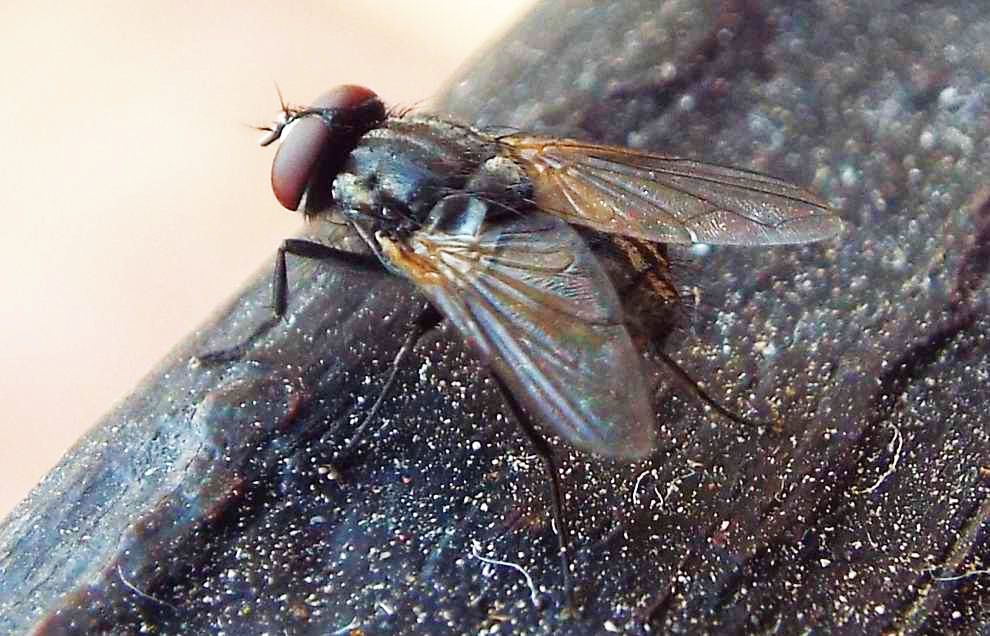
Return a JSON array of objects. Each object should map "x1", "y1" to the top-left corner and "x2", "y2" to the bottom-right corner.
[{"x1": 203, "y1": 84, "x2": 842, "y2": 612}]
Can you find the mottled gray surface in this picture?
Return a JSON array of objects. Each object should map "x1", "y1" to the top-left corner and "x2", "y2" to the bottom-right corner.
[{"x1": 2, "y1": 1, "x2": 989, "y2": 634}]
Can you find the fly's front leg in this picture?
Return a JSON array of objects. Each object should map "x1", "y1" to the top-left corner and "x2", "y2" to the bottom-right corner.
[
  {"x1": 197, "y1": 238, "x2": 381, "y2": 364},
  {"x1": 273, "y1": 239, "x2": 381, "y2": 317}
]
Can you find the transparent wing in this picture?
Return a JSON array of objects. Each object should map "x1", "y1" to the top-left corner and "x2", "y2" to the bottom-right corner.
[
  {"x1": 500, "y1": 135, "x2": 842, "y2": 245},
  {"x1": 378, "y1": 208, "x2": 656, "y2": 459}
]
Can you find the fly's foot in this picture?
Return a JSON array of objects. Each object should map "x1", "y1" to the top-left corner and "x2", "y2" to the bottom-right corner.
[{"x1": 194, "y1": 316, "x2": 281, "y2": 366}]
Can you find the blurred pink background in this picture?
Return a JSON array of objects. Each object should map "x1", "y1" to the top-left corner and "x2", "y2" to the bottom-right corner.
[{"x1": 0, "y1": 2, "x2": 536, "y2": 519}]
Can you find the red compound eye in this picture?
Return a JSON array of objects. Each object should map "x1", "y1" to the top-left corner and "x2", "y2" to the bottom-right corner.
[{"x1": 269, "y1": 85, "x2": 383, "y2": 211}]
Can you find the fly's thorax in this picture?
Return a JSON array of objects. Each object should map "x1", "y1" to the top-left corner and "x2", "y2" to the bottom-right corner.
[
  {"x1": 463, "y1": 154, "x2": 534, "y2": 213},
  {"x1": 331, "y1": 116, "x2": 499, "y2": 230}
]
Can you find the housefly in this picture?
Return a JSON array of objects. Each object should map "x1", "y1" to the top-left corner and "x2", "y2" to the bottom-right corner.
[{"x1": 250, "y1": 84, "x2": 842, "y2": 608}]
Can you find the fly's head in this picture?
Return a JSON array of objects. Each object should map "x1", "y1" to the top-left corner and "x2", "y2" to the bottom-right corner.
[{"x1": 265, "y1": 85, "x2": 386, "y2": 218}]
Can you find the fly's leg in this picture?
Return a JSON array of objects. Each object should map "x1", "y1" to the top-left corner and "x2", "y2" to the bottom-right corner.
[
  {"x1": 271, "y1": 239, "x2": 382, "y2": 318},
  {"x1": 490, "y1": 374, "x2": 578, "y2": 616},
  {"x1": 198, "y1": 238, "x2": 381, "y2": 364},
  {"x1": 651, "y1": 349, "x2": 759, "y2": 429},
  {"x1": 333, "y1": 305, "x2": 443, "y2": 463}
]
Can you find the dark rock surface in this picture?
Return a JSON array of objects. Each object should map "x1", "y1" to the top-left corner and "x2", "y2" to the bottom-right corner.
[{"x1": 2, "y1": 1, "x2": 989, "y2": 633}]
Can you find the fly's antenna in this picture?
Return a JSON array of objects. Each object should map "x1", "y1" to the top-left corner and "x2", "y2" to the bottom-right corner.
[
  {"x1": 257, "y1": 82, "x2": 296, "y2": 147},
  {"x1": 274, "y1": 82, "x2": 289, "y2": 116}
]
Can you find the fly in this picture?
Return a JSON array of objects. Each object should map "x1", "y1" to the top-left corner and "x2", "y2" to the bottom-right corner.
[{"x1": 238, "y1": 84, "x2": 842, "y2": 610}]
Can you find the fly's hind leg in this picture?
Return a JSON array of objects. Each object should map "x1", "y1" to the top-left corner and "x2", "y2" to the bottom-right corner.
[
  {"x1": 649, "y1": 348, "x2": 760, "y2": 429},
  {"x1": 197, "y1": 238, "x2": 381, "y2": 364},
  {"x1": 489, "y1": 373, "x2": 578, "y2": 616}
]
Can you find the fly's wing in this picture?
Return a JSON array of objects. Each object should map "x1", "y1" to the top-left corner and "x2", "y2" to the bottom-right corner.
[
  {"x1": 378, "y1": 209, "x2": 656, "y2": 460},
  {"x1": 500, "y1": 135, "x2": 842, "y2": 246}
]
